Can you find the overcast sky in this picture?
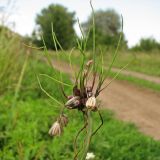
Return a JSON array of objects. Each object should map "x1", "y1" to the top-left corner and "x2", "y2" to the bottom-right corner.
[{"x1": 1, "y1": 0, "x2": 160, "y2": 47}]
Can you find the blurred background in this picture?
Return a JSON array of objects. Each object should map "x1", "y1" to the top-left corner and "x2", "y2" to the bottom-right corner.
[{"x1": 1, "y1": 0, "x2": 160, "y2": 159}]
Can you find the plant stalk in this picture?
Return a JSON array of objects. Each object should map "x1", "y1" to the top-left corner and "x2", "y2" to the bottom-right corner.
[{"x1": 80, "y1": 110, "x2": 92, "y2": 160}]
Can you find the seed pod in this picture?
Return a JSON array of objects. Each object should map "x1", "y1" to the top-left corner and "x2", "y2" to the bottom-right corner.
[
  {"x1": 86, "y1": 96, "x2": 96, "y2": 110},
  {"x1": 59, "y1": 114, "x2": 68, "y2": 127},
  {"x1": 48, "y1": 121, "x2": 62, "y2": 136},
  {"x1": 65, "y1": 96, "x2": 80, "y2": 109}
]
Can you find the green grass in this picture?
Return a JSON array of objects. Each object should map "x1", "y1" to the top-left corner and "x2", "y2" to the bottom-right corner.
[
  {"x1": 1, "y1": 30, "x2": 160, "y2": 159},
  {"x1": 0, "y1": 27, "x2": 26, "y2": 95},
  {"x1": 1, "y1": 56, "x2": 160, "y2": 159},
  {"x1": 108, "y1": 51, "x2": 160, "y2": 77},
  {"x1": 1, "y1": 96, "x2": 160, "y2": 159}
]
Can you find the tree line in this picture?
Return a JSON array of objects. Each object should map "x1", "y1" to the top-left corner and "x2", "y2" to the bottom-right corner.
[{"x1": 29, "y1": 4, "x2": 160, "y2": 53}]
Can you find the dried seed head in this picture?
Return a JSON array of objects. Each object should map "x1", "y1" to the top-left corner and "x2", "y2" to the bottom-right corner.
[
  {"x1": 48, "y1": 121, "x2": 62, "y2": 136},
  {"x1": 86, "y1": 60, "x2": 93, "y2": 67},
  {"x1": 86, "y1": 96, "x2": 96, "y2": 110},
  {"x1": 59, "y1": 114, "x2": 68, "y2": 127},
  {"x1": 65, "y1": 96, "x2": 80, "y2": 109}
]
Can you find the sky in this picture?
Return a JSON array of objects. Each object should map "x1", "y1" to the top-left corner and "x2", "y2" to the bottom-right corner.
[{"x1": 1, "y1": 0, "x2": 160, "y2": 47}]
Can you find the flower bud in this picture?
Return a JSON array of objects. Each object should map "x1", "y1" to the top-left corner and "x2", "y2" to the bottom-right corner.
[
  {"x1": 48, "y1": 121, "x2": 62, "y2": 136},
  {"x1": 65, "y1": 96, "x2": 80, "y2": 109},
  {"x1": 86, "y1": 96, "x2": 96, "y2": 110},
  {"x1": 59, "y1": 114, "x2": 68, "y2": 127}
]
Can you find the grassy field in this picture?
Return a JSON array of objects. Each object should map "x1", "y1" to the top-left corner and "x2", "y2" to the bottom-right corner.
[
  {"x1": 109, "y1": 51, "x2": 160, "y2": 77},
  {"x1": 1, "y1": 28, "x2": 160, "y2": 159},
  {"x1": 1, "y1": 60, "x2": 160, "y2": 159},
  {"x1": 1, "y1": 56, "x2": 160, "y2": 159},
  {"x1": 2, "y1": 96, "x2": 160, "y2": 159}
]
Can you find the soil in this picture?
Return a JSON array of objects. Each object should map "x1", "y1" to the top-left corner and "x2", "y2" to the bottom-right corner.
[
  {"x1": 52, "y1": 60, "x2": 160, "y2": 140},
  {"x1": 112, "y1": 68, "x2": 160, "y2": 84}
]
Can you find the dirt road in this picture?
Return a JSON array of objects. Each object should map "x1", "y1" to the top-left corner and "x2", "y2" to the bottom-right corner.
[
  {"x1": 53, "y1": 60, "x2": 160, "y2": 140},
  {"x1": 112, "y1": 68, "x2": 160, "y2": 84}
]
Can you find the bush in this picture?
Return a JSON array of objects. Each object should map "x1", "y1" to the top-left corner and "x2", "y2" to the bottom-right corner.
[
  {"x1": 82, "y1": 9, "x2": 127, "y2": 50},
  {"x1": 131, "y1": 38, "x2": 160, "y2": 52}
]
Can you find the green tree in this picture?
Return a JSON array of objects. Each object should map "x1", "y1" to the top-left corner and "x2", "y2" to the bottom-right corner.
[
  {"x1": 82, "y1": 9, "x2": 127, "y2": 49},
  {"x1": 35, "y1": 4, "x2": 76, "y2": 49},
  {"x1": 131, "y1": 38, "x2": 160, "y2": 52}
]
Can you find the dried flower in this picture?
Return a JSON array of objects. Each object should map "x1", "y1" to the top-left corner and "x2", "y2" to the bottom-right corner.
[
  {"x1": 86, "y1": 60, "x2": 93, "y2": 67},
  {"x1": 86, "y1": 96, "x2": 96, "y2": 110},
  {"x1": 49, "y1": 121, "x2": 62, "y2": 136},
  {"x1": 65, "y1": 96, "x2": 80, "y2": 109},
  {"x1": 59, "y1": 114, "x2": 68, "y2": 127}
]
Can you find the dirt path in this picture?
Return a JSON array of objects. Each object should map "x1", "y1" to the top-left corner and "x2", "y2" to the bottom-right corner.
[
  {"x1": 112, "y1": 68, "x2": 160, "y2": 84},
  {"x1": 53, "y1": 60, "x2": 160, "y2": 140}
]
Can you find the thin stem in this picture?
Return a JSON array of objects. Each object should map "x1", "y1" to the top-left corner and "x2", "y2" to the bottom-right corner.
[
  {"x1": 74, "y1": 122, "x2": 87, "y2": 160},
  {"x1": 39, "y1": 74, "x2": 72, "y2": 87},
  {"x1": 91, "y1": 109, "x2": 103, "y2": 137},
  {"x1": 37, "y1": 76, "x2": 63, "y2": 106},
  {"x1": 80, "y1": 110, "x2": 92, "y2": 160},
  {"x1": 98, "y1": 61, "x2": 131, "y2": 94},
  {"x1": 12, "y1": 49, "x2": 30, "y2": 107},
  {"x1": 91, "y1": 72, "x2": 96, "y2": 91},
  {"x1": 90, "y1": 0, "x2": 96, "y2": 72},
  {"x1": 103, "y1": 15, "x2": 123, "y2": 80}
]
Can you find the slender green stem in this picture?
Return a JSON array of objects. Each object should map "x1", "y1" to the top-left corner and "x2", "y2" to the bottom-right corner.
[
  {"x1": 80, "y1": 110, "x2": 92, "y2": 160},
  {"x1": 90, "y1": 0, "x2": 96, "y2": 72},
  {"x1": 12, "y1": 49, "x2": 30, "y2": 107}
]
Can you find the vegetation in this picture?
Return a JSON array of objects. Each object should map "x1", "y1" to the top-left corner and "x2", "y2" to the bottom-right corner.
[
  {"x1": 131, "y1": 37, "x2": 160, "y2": 52},
  {"x1": 82, "y1": 9, "x2": 127, "y2": 49},
  {"x1": 1, "y1": 96, "x2": 160, "y2": 159},
  {"x1": 1, "y1": 57, "x2": 160, "y2": 159},
  {"x1": 50, "y1": 50, "x2": 160, "y2": 92},
  {"x1": 0, "y1": 26, "x2": 25, "y2": 95},
  {"x1": 1, "y1": 1, "x2": 160, "y2": 160},
  {"x1": 1, "y1": 25, "x2": 160, "y2": 159},
  {"x1": 33, "y1": 4, "x2": 76, "y2": 49},
  {"x1": 108, "y1": 51, "x2": 160, "y2": 77}
]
